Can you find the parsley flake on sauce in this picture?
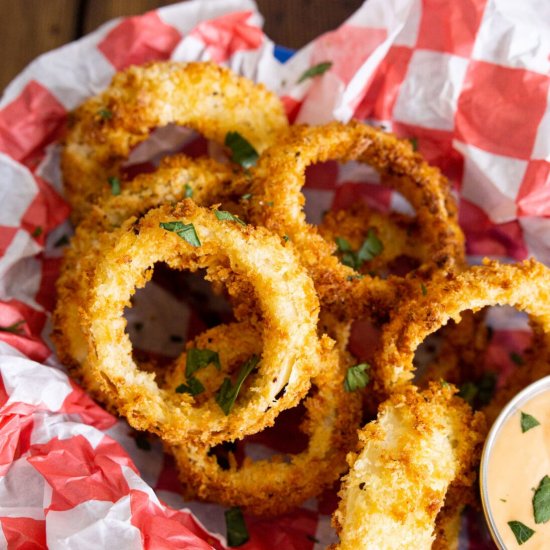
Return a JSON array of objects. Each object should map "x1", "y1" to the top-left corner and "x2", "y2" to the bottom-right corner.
[
  {"x1": 344, "y1": 363, "x2": 371, "y2": 392},
  {"x1": 160, "y1": 221, "x2": 201, "y2": 247},
  {"x1": 507, "y1": 520, "x2": 535, "y2": 545},
  {"x1": 225, "y1": 132, "x2": 259, "y2": 169},
  {"x1": 521, "y1": 411, "x2": 540, "y2": 433},
  {"x1": 533, "y1": 475, "x2": 550, "y2": 524},
  {"x1": 224, "y1": 507, "x2": 249, "y2": 547}
]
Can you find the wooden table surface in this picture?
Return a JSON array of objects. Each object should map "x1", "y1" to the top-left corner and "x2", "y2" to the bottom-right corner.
[{"x1": 0, "y1": 0, "x2": 363, "y2": 93}]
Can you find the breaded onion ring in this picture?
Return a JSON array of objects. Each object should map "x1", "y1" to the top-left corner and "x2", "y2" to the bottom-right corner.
[
  {"x1": 248, "y1": 121, "x2": 464, "y2": 317},
  {"x1": 63, "y1": 61, "x2": 288, "y2": 220},
  {"x1": 80, "y1": 200, "x2": 329, "y2": 445},
  {"x1": 373, "y1": 259, "x2": 550, "y2": 394},
  {"x1": 169, "y1": 320, "x2": 361, "y2": 516},
  {"x1": 332, "y1": 383, "x2": 485, "y2": 550},
  {"x1": 52, "y1": 155, "x2": 238, "y2": 386}
]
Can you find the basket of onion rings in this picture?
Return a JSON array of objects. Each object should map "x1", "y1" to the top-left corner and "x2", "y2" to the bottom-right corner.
[{"x1": 1, "y1": 2, "x2": 549, "y2": 549}]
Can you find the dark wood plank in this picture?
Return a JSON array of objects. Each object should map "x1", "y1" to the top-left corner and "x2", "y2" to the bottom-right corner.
[
  {"x1": 83, "y1": 0, "x2": 363, "y2": 47},
  {"x1": 257, "y1": 0, "x2": 363, "y2": 48},
  {"x1": 0, "y1": 0, "x2": 80, "y2": 93}
]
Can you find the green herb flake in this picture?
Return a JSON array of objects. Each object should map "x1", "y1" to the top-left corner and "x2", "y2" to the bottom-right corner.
[
  {"x1": 225, "y1": 507, "x2": 249, "y2": 547},
  {"x1": 175, "y1": 376, "x2": 205, "y2": 396},
  {"x1": 0, "y1": 320, "x2": 25, "y2": 334},
  {"x1": 241, "y1": 193, "x2": 252, "y2": 200},
  {"x1": 421, "y1": 283, "x2": 428, "y2": 296},
  {"x1": 215, "y1": 210, "x2": 246, "y2": 226},
  {"x1": 135, "y1": 432, "x2": 151, "y2": 451},
  {"x1": 108, "y1": 176, "x2": 121, "y2": 196},
  {"x1": 216, "y1": 355, "x2": 260, "y2": 415},
  {"x1": 344, "y1": 363, "x2": 371, "y2": 392},
  {"x1": 533, "y1": 475, "x2": 550, "y2": 524},
  {"x1": 440, "y1": 380, "x2": 450, "y2": 388},
  {"x1": 160, "y1": 221, "x2": 201, "y2": 247},
  {"x1": 409, "y1": 137, "x2": 419, "y2": 151},
  {"x1": 184, "y1": 183, "x2": 193, "y2": 198},
  {"x1": 510, "y1": 352, "x2": 525, "y2": 366},
  {"x1": 283, "y1": 235, "x2": 290, "y2": 242},
  {"x1": 32, "y1": 226, "x2": 43, "y2": 238},
  {"x1": 458, "y1": 382, "x2": 478, "y2": 406},
  {"x1": 521, "y1": 411, "x2": 541, "y2": 433},
  {"x1": 297, "y1": 61, "x2": 333, "y2": 83},
  {"x1": 335, "y1": 231, "x2": 383, "y2": 271},
  {"x1": 98, "y1": 108, "x2": 113, "y2": 120},
  {"x1": 508, "y1": 520, "x2": 535, "y2": 545},
  {"x1": 186, "y1": 348, "x2": 221, "y2": 377},
  {"x1": 458, "y1": 372, "x2": 497, "y2": 408},
  {"x1": 225, "y1": 132, "x2": 259, "y2": 169},
  {"x1": 54, "y1": 234, "x2": 70, "y2": 248}
]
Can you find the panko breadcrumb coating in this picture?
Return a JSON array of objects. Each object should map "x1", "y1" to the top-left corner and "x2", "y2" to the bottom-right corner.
[{"x1": 332, "y1": 383, "x2": 485, "y2": 550}]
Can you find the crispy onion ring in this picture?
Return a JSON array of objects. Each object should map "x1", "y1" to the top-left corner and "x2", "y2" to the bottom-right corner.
[
  {"x1": 373, "y1": 259, "x2": 550, "y2": 395},
  {"x1": 169, "y1": 320, "x2": 361, "y2": 516},
  {"x1": 52, "y1": 155, "x2": 238, "y2": 385},
  {"x1": 62, "y1": 61, "x2": 288, "y2": 220},
  {"x1": 248, "y1": 121, "x2": 464, "y2": 317},
  {"x1": 80, "y1": 200, "x2": 329, "y2": 445},
  {"x1": 331, "y1": 383, "x2": 485, "y2": 550},
  {"x1": 319, "y1": 202, "x2": 441, "y2": 278}
]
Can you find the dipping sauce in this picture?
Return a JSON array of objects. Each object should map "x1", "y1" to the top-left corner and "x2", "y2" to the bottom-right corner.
[{"x1": 481, "y1": 378, "x2": 550, "y2": 549}]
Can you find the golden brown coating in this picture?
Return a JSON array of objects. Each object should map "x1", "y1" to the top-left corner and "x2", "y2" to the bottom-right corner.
[
  {"x1": 332, "y1": 383, "x2": 486, "y2": 550},
  {"x1": 79, "y1": 200, "x2": 330, "y2": 445},
  {"x1": 373, "y1": 259, "x2": 550, "y2": 394},
  {"x1": 62, "y1": 61, "x2": 288, "y2": 220},
  {"x1": 169, "y1": 320, "x2": 362, "y2": 517},
  {"x1": 52, "y1": 155, "x2": 239, "y2": 382},
  {"x1": 248, "y1": 121, "x2": 464, "y2": 319}
]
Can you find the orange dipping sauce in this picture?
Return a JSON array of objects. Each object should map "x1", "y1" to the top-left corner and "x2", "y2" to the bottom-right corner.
[{"x1": 481, "y1": 377, "x2": 550, "y2": 549}]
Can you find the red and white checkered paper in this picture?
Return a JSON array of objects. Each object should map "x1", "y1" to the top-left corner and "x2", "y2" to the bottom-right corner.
[{"x1": 0, "y1": 0, "x2": 548, "y2": 547}]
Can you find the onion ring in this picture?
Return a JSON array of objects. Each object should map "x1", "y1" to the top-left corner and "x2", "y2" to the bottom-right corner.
[
  {"x1": 373, "y1": 259, "x2": 550, "y2": 395},
  {"x1": 169, "y1": 319, "x2": 361, "y2": 516},
  {"x1": 52, "y1": 155, "x2": 238, "y2": 387},
  {"x1": 80, "y1": 199, "x2": 329, "y2": 445},
  {"x1": 62, "y1": 61, "x2": 288, "y2": 220},
  {"x1": 248, "y1": 121, "x2": 464, "y2": 318},
  {"x1": 331, "y1": 383, "x2": 485, "y2": 549}
]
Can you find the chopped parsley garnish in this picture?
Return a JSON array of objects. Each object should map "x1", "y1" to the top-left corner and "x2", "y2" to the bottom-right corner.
[
  {"x1": 241, "y1": 193, "x2": 252, "y2": 200},
  {"x1": 521, "y1": 411, "x2": 540, "y2": 433},
  {"x1": 32, "y1": 226, "x2": 43, "y2": 238},
  {"x1": 184, "y1": 183, "x2": 193, "y2": 198},
  {"x1": 98, "y1": 108, "x2": 112, "y2": 120},
  {"x1": 54, "y1": 234, "x2": 70, "y2": 248},
  {"x1": 283, "y1": 235, "x2": 290, "y2": 242},
  {"x1": 344, "y1": 363, "x2": 371, "y2": 392},
  {"x1": 135, "y1": 432, "x2": 151, "y2": 451},
  {"x1": 533, "y1": 475, "x2": 550, "y2": 524},
  {"x1": 216, "y1": 355, "x2": 259, "y2": 415},
  {"x1": 510, "y1": 351, "x2": 524, "y2": 366},
  {"x1": 186, "y1": 348, "x2": 221, "y2": 377},
  {"x1": 108, "y1": 176, "x2": 121, "y2": 196},
  {"x1": 409, "y1": 137, "x2": 418, "y2": 151},
  {"x1": 215, "y1": 210, "x2": 246, "y2": 226},
  {"x1": 160, "y1": 221, "x2": 201, "y2": 247},
  {"x1": 297, "y1": 61, "x2": 333, "y2": 83},
  {"x1": 458, "y1": 371, "x2": 497, "y2": 408},
  {"x1": 335, "y1": 229, "x2": 383, "y2": 271},
  {"x1": 175, "y1": 377, "x2": 205, "y2": 396},
  {"x1": 224, "y1": 507, "x2": 249, "y2": 547},
  {"x1": 225, "y1": 132, "x2": 259, "y2": 169},
  {"x1": 508, "y1": 520, "x2": 535, "y2": 545},
  {"x1": 0, "y1": 320, "x2": 25, "y2": 334},
  {"x1": 421, "y1": 283, "x2": 427, "y2": 296}
]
